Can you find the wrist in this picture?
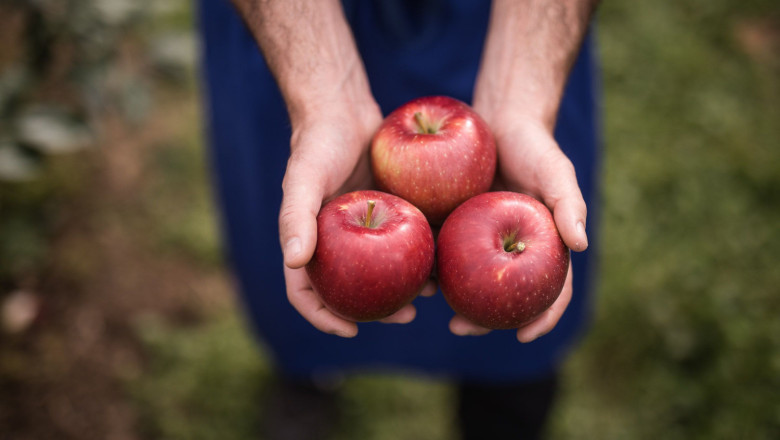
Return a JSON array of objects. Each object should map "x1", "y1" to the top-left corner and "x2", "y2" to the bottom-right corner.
[
  {"x1": 473, "y1": 93, "x2": 558, "y2": 139},
  {"x1": 287, "y1": 93, "x2": 382, "y2": 161},
  {"x1": 474, "y1": 95, "x2": 559, "y2": 134},
  {"x1": 284, "y1": 66, "x2": 379, "y2": 130},
  {"x1": 288, "y1": 93, "x2": 380, "y2": 130}
]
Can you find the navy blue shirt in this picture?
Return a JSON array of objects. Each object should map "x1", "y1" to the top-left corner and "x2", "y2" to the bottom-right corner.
[{"x1": 198, "y1": 0, "x2": 600, "y2": 382}]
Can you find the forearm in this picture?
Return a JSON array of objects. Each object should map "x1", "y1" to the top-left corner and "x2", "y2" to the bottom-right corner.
[
  {"x1": 230, "y1": 0, "x2": 376, "y2": 124},
  {"x1": 474, "y1": 0, "x2": 600, "y2": 128}
]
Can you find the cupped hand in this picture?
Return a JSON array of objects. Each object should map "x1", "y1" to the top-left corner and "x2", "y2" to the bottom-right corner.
[
  {"x1": 279, "y1": 100, "x2": 426, "y2": 337},
  {"x1": 448, "y1": 108, "x2": 588, "y2": 342}
]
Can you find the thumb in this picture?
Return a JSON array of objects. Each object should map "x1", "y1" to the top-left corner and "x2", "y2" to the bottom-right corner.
[
  {"x1": 543, "y1": 157, "x2": 588, "y2": 252},
  {"x1": 548, "y1": 186, "x2": 588, "y2": 253},
  {"x1": 279, "y1": 158, "x2": 324, "y2": 268}
]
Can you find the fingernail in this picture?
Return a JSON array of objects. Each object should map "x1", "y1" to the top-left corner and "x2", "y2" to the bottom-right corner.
[
  {"x1": 519, "y1": 334, "x2": 537, "y2": 344},
  {"x1": 284, "y1": 237, "x2": 302, "y2": 261},
  {"x1": 335, "y1": 329, "x2": 357, "y2": 338},
  {"x1": 518, "y1": 329, "x2": 544, "y2": 343},
  {"x1": 576, "y1": 221, "x2": 588, "y2": 250}
]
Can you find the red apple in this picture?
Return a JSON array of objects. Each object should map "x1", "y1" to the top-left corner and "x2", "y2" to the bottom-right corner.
[
  {"x1": 436, "y1": 191, "x2": 569, "y2": 329},
  {"x1": 306, "y1": 190, "x2": 435, "y2": 322},
  {"x1": 370, "y1": 96, "x2": 496, "y2": 225}
]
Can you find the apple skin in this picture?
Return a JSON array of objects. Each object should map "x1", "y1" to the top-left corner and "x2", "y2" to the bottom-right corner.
[
  {"x1": 305, "y1": 190, "x2": 435, "y2": 322},
  {"x1": 370, "y1": 96, "x2": 496, "y2": 225},
  {"x1": 436, "y1": 191, "x2": 570, "y2": 330}
]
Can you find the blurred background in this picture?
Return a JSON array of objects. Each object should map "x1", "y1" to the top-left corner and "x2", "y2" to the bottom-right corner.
[{"x1": 0, "y1": 0, "x2": 778, "y2": 439}]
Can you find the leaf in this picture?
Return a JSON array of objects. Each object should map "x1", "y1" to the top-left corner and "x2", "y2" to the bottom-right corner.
[
  {"x1": 16, "y1": 106, "x2": 93, "y2": 154},
  {"x1": 0, "y1": 142, "x2": 39, "y2": 181}
]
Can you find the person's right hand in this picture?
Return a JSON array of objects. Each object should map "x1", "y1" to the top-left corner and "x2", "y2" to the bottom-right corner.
[
  {"x1": 279, "y1": 99, "x2": 432, "y2": 337},
  {"x1": 230, "y1": 0, "x2": 432, "y2": 337}
]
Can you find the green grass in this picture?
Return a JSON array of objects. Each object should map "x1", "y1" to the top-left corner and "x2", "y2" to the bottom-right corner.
[
  {"x1": 127, "y1": 1, "x2": 780, "y2": 439},
  {"x1": 144, "y1": 104, "x2": 223, "y2": 268},
  {"x1": 130, "y1": 314, "x2": 269, "y2": 440},
  {"x1": 335, "y1": 375, "x2": 457, "y2": 440},
  {"x1": 548, "y1": 1, "x2": 780, "y2": 439},
  {"x1": 128, "y1": 313, "x2": 459, "y2": 440}
]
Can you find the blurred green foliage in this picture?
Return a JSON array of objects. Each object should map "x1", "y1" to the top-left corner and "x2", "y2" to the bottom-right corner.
[
  {"x1": 144, "y1": 125, "x2": 223, "y2": 268},
  {"x1": 0, "y1": 0, "x2": 198, "y2": 288},
  {"x1": 130, "y1": 314, "x2": 268, "y2": 440},
  {"x1": 130, "y1": 313, "x2": 458, "y2": 440},
  {"x1": 550, "y1": 1, "x2": 780, "y2": 438},
  {"x1": 335, "y1": 375, "x2": 456, "y2": 440}
]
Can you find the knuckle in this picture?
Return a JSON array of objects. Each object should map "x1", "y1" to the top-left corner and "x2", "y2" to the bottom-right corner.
[{"x1": 278, "y1": 207, "x2": 298, "y2": 235}]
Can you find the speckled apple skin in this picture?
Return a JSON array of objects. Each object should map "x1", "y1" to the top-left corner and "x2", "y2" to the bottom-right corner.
[
  {"x1": 370, "y1": 96, "x2": 496, "y2": 225},
  {"x1": 436, "y1": 192, "x2": 570, "y2": 329},
  {"x1": 306, "y1": 190, "x2": 435, "y2": 322}
]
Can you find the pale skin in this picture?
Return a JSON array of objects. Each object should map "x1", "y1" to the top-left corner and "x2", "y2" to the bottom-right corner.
[{"x1": 231, "y1": 0, "x2": 600, "y2": 340}]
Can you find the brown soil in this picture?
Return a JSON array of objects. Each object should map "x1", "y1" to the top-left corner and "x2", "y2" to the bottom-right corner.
[{"x1": 0, "y1": 95, "x2": 234, "y2": 440}]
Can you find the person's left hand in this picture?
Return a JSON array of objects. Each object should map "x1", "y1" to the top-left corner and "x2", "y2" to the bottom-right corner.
[{"x1": 447, "y1": 112, "x2": 588, "y2": 343}]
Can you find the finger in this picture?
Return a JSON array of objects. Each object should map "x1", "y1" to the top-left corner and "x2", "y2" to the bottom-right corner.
[
  {"x1": 449, "y1": 314, "x2": 492, "y2": 336},
  {"x1": 279, "y1": 155, "x2": 324, "y2": 268},
  {"x1": 542, "y1": 155, "x2": 588, "y2": 252},
  {"x1": 516, "y1": 262, "x2": 573, "y2": 343},
  {"x1": 419, "y1": 279, "x2": 437, "y2": 297},
  {"x1": 551, "y1": 190, "x2": 588, "y2": 252},
  {"x1": 379, "y1": 304, "x2": 416, "y2": 324},
  {"x1": 285, "y1": 266, "x2": 358, "y2": 337}
]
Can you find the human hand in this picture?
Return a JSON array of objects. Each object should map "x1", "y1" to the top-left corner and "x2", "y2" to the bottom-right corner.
[
  {"x1": 279, "y1": 100, "x2": 432, "y2": 337},
  {"x1": 443, "y1": 0, "x2": 597, "y2": 341},
  {"x1": 448, "y1": 110, "x2": 588, "y2": 342}
]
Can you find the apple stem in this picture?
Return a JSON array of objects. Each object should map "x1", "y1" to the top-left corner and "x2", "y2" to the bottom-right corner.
[
  {"x1": 506, "y1": 241, "x2": 526, "y2": 253},
  {"x1": 364, "y1": 200, "x2": 376, "y2": 228},
  {"x1": 414, "y1": 112, "x2": 434, "y2": 134}
]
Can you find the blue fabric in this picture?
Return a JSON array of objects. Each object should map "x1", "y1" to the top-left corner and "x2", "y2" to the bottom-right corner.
[{"x1": 198, "y1": 0, "x2": 600, "y2": 382}]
